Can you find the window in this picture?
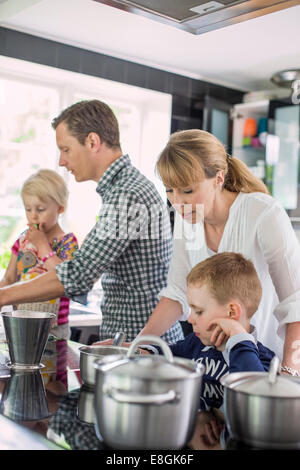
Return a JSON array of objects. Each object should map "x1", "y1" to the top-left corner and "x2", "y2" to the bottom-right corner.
[{"x1": 0, "y1": 56, "x2": 172, "y2": 270}]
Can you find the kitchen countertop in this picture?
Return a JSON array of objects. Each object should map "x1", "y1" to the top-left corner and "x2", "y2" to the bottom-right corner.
[
  {"x1": 0, "y1": 338, "x2": 230, "y2": 452},
  {"x1": 3, "y1": 338, "x2": 295, "y2": 453},
  {"x1": 69, "y1": 284, "x2": 103, "y2": 328},
  {"x1": 69, "y1": 301, "x2": 102, "y2": 328}
]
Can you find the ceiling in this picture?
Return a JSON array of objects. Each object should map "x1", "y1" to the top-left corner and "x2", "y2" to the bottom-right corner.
[{"x1": 0, "y1": 0, "x2": 300, "y2": 92}]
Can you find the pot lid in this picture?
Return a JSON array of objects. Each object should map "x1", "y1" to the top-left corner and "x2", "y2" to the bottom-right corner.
[
  {"x1": 106, "y1": 355, "x2": 195, "y2": 380},
  {"x1": 94, "y1": 335, "x2": 202, "y2": 380},
  {"x1": 222, "y1": 357, "x2": 300, "y2": 398},
  {"x1": 230, "y1": 375, "x2": 300, "y2": 397}
]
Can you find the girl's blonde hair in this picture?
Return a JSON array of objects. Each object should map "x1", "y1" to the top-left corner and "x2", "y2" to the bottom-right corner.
[
  {"x1": 156, "y1": 129, "x2": 268, "y2": 194},
  {"x1": 21, "y1": 169, "x2": 69, "y2": 209}
]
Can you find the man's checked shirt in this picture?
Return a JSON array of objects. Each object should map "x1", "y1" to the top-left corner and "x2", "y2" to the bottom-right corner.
[{"x1": 56, "y1": 155, "x2": 184, "y2": 343}]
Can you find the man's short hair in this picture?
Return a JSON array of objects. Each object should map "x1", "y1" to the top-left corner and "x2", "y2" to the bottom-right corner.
[
  {"x1": 52, "y1": 99, "x2": 121, "y2": 148},
  {"x1": 187, "y1": 252, "x2": 262, "y2": 317}
]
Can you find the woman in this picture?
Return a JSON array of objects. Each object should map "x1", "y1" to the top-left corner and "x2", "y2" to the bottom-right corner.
[{"x1": 139, "y1": 129, "x2": 300, "y2": 375}]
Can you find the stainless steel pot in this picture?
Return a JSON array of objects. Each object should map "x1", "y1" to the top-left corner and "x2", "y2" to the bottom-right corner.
[
  {"x1": 221, "y1": 356, "x2": 300, "y2": 449},
  {"x1": 93, "y1": 335, "x2": 205, "y2": 450},
  {"x1": 79, "y1": 335, "x2": 141, "y2": 386},
  {"x1": 79, "y1": 345, "x2": 129, "y2": 386}
]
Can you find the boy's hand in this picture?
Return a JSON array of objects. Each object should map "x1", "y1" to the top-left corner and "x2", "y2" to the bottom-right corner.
[
  {"x1": 189, "y1": 411, "x2": 224, "y2": 450},
  {"x1": 200, "y1": 419, "x2": 224, "y2": 449},
  {"x1": 208, "y1": 317, "x2": 247, "y2": 347}
]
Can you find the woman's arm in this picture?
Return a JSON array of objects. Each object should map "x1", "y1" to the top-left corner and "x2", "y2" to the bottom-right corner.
[
  {"x1": 0, "y1": 269, "x2": 65, "y2": 308},
  {"x1": 282, "y1": 322, "x2": 300, "y2": 374},
  {"x1": 137, "y1": 297, "x2": 183, "y2": 338},
  {"x1": 0, "y1": 253, "x2": 17, "y2": 288},
  {"x1": 257, "y1": 202, "x2": 300, "y2": 373}
]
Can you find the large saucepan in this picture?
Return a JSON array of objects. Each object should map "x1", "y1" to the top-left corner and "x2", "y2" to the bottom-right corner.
[
  {"x1": 221, "y1": 356, "x2": 300, "y2": 449},
  {"x1": 93, "y1": 335, "x2": 205, "y2": 450}
]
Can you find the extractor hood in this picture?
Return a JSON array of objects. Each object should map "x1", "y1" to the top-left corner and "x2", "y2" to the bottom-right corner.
[{"x1": 93, "y1": 0, "x2": 300, "y2": 34}]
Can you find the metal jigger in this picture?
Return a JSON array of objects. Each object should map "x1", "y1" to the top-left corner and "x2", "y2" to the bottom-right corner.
[{"x1": 1, "y1": 310, "x2": 56, "y2": 369}]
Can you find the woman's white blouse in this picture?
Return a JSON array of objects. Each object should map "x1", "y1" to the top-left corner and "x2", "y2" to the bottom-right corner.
[{"x1": 159, "y1": 192, "x2": 300, "y2": 358}]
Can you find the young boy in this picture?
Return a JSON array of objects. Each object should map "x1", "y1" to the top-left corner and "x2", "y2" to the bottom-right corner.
[{"x1": 141, "y1": 252, "x2": 275, "y2": 410}]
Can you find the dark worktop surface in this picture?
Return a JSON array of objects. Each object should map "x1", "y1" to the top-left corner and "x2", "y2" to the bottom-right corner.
[{"x1": 0, "y1": 338, "x2": 230, "y2": 452}]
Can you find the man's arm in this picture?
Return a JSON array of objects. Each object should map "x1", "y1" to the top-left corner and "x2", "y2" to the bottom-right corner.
[{"x1": 0, "y1": 269, "x2": 65, "y2": 308}]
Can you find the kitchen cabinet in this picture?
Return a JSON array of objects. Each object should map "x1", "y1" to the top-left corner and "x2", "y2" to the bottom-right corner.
[
  {"x1": 268, "y1": 98, "x2": 300, "y2": 214},
  {"x1": 231, "y1": 100, "x2": 268, "y2": 182},
  {"x1": 171, "y1": 95, "x2": 202, "y2": 133},
  {"x1": 232, "y1": 97, "x2": 300, "y2": 216},
  {"x1": 171, "y1": 94, "x2": 300, "y2": 218},
  {"x1": 171, "y1": 94, "x2": 232, "y2": 149},
  {"x1": 202, "y1": 96, "x2": 232, "y2": 149}
]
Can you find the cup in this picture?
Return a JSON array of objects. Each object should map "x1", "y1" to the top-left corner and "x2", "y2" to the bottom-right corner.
[{"x1": 1, "y1": 310, "x2": 56, "y2": 369}]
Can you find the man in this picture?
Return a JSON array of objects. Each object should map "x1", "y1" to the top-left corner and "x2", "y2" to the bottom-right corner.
[{"x1": 0, "y1": 100, "x2": 184, "y2": 343}]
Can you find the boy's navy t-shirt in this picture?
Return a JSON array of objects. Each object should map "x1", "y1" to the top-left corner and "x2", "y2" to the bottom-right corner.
[{"x1": 149, "y1": 332, "x2": 275, "y2": 410}]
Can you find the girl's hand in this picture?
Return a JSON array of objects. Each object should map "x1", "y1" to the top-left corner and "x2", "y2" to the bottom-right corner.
[
  {"x1": 25, "y1": 223, "x2": 50, "y2": 253},
  {"x1": 208, "y1": 317, "x2": 247, "y2": 347}
]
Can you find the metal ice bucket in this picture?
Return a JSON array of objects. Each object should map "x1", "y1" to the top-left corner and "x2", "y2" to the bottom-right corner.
[{"x1": 1, "y1": 310, "x2": 55, "y2": 369}]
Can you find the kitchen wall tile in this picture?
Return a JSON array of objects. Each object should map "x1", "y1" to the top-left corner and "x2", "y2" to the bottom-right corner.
[
  {"x1": 146, "y1": 67, "x2": 169, "y2": 93},
  {"x1": 56, "y1": 43, "x2": 81, "y2": 73},
  {"x1": 4, "y1": 29, "x2": 57, "y2": 68},
  {"x1": 0, "y1": 28, "x2": 6, "y2": 55},
  {"x1": 126, "y1": 62, "x2": 147, "y2": 88},
  {"x1": 169, "y1": 73, "x2": 193, "y2": 98},
  {"x1": 191, "y1": 79, "x2": 208, "y2": 99},
  {"x1": 0, "y1": 26, "x2": 245, "y2": 108},
  {"x1": 80, "y1": 49, "x2": 107, "y2": 78},
  {"x1": 103, "y1": 55, "x2": 127, "y2": 84}
]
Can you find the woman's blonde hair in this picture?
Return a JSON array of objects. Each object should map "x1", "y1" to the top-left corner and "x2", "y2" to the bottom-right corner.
[
  {"x1": 21, "y1": 169, "x2": 69, "y2": 209},
  {"x1": 187, "y1": 252, "x2": 262, "y2": 318},
  {"x1": 156, "y1": 129, "x2": 268, "y2": 194}
]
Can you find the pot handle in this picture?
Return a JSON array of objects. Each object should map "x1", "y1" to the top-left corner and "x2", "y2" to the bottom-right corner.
[
  {"x1": 268, "y1": 355, "x2": 281, "y2": 385},
  {"x1": 105, "y1": 386, "x2": 177, "y2": 405},
  {"x1": 127, "y1": 335, "x2": 174, "y2": 363}
]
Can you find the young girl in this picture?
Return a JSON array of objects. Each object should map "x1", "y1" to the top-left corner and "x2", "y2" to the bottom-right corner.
[{"x1": 0, "y1": 169, "x2": 78, "y2": 339}]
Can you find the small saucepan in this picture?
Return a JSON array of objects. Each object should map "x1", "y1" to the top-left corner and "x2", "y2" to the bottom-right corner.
[{"x1": 79, "y1": 332, "x2": 140, "y2": 386}]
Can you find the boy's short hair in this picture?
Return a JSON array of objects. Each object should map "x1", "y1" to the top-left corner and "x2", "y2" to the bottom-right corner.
[
  {"x1": 51, "y1": 99, "x2": 121, "y2": 149},
  {"x1": 187, "y1": 252, "x2": 262, "y2": 318},
  {"x1": 21, "y1": 169, "x2": 69, "y2": 209}
]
